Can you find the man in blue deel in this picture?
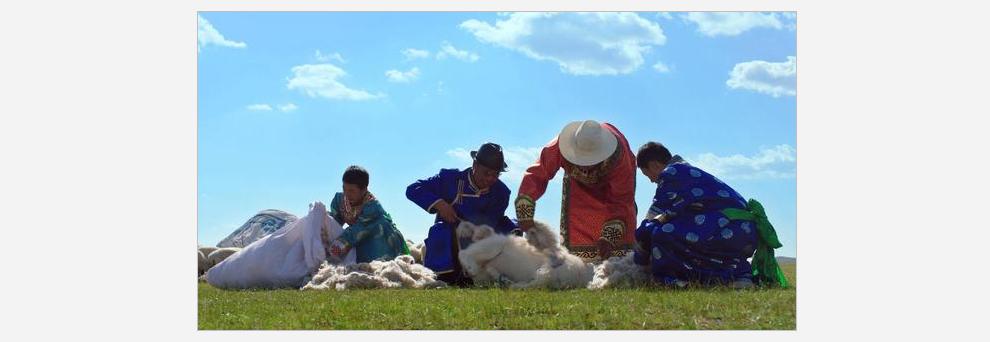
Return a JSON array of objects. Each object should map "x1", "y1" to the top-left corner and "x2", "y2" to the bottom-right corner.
[
  {"x1": 406, "y1": 142, "x2": 520, "y2": 286},
  {"x1": 634, "y1": 141, "x2": 788, "y2": 288}
]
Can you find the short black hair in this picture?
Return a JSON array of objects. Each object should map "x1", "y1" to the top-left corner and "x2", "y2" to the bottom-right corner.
[
  {"x1": 636, "y1": 142, "x2": 672, "y2": 168},
  {"x1": 342, "y1": 165, "x2": 369, "y2": 189}
]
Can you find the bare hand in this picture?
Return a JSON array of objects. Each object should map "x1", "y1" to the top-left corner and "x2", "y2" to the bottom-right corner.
[
  {"x1": 434, "y1": 201, "x2": 460, "y2": 224},
  {"x1": 596, "y1": 238, "x2": 614, "y2": 261},
  {"x1": 518, "y1": 219, "x2": 535, "y2": 232}
]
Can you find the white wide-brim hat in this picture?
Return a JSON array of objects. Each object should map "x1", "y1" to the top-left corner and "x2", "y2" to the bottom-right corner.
[{"x1": 558, "y1": 120, "x2": 618, "y2": 166}]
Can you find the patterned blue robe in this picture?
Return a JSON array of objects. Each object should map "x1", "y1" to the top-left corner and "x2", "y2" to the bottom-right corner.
[
  {"x1": 406, "y1": 168, "x2": 519, "y2": 275},
  {"x1": 328, "y1": 192, "x2": 408, "y2": 263},
  {"x1": 633, "y1": 156, "x2": 758, "y2": 285}
]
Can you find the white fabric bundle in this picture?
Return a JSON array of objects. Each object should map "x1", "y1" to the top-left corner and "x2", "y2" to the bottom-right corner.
[{"x1": 206, "y1": 202, "x2": 355, "y2": 289}]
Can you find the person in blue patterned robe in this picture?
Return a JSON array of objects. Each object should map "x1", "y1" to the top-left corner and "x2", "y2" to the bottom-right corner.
[
  {"x1": 326, "y1": 166, "x2": 410, "y2": 263},
  {"x1": 406, "y1": 143, "x2": 520, "y2": 286},
  {"x1": 633, "y1": 142, "x2": 759, "y2": 287}
]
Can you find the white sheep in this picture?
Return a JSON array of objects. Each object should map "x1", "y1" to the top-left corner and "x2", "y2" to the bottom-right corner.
[
  {"x1": 207, "y1": 247, "x2": 241, "y2": 268},
  {"x1": 198, "y1": 250, "x2": 209, "y2": 276},
  {"x1": 198, "y1": 246, "x2": 219, "y2": 260},
  {"x1": 457, "y1": 220, "x2": 594, "y2": 289},
  {"x1": 406, "y1": 239, "x2": 425, "y2": 264}
]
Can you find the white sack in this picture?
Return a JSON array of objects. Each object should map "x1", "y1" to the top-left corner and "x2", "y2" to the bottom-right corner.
[{"x1": 206, "y1": 202, "x2": 355, "y2": 289}]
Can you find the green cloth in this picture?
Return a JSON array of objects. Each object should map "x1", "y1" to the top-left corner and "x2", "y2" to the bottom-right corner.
[
  {"x1": 330, "y1": 192, "x2": 410, "y2": 263},
  {"x1": 398, "y1": 227, "x2": 411, "y2": 255},
  {"x1": 720, "y1": 199, "x2": 789, "y2": 288}
]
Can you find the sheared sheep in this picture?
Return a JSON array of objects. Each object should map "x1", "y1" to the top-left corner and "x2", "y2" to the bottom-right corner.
[
  {"x1": 198, "y1": 250, "x2": 209, "y2": 276},
  {"x1": 206, "y1": 247, "x2": 241, "y2": 268},
  {"x1": 199, "y1": 246, "x2": 219, "y2": 260},
  {"x1": 456, "y1": 220, "x2": 594, "y2": 289}
]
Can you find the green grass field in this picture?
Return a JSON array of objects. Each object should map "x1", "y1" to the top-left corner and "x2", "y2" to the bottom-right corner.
[{"x1": 198, "y1": 263, "x2": 795, "y2": 330}]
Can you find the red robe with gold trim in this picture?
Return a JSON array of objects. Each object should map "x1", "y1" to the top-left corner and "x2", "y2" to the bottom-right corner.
[{"x1": 515, "y1": 122, "x2": 637, "y2": 260}]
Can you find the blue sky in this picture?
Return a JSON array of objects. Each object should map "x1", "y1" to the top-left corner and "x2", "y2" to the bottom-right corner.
[{"x1": 198, "y1": 12, "x2": 797, "y2": 257}]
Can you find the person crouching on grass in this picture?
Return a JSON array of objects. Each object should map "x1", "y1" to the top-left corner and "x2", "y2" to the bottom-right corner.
[
  {"x1": 634, "y1": 142, "x2": 788, "y2": 288},
  {"x1": 325, "y1": 165, "x2": 410, "y2": 263},
  {"x1": 406, "y1": 142, "x2": 520, "y2": 287}
]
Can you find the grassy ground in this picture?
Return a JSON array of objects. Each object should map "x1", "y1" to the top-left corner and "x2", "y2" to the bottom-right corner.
[{"x1": 198, "y1": 263, "x2": 795, "y2": 330}]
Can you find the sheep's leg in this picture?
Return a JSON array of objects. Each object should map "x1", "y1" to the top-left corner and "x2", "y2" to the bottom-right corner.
[
  {"x1": 472, "y1": 226, "x2": 494, "y2": 241},
  {"x1": 465, "y1": 266, "x2": 500, "y2": 286},
  {"x1": 483, "y1": 267, "x2": 505, "y2": 284},
  {"x1": 458, "y1": 244, "x2": 503, "y2": 277},
  {"x1": 456, "y1": 225, "x2": 474, "y2": 239}
]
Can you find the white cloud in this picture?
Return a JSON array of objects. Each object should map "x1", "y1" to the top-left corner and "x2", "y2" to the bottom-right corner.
[
  {"x1": 501, "y1": 147, "x2": 544, "y2": 183},
  {"x1": 781, "y1": 12, "x2": 797, "y2": 31},
  {"x1": 688, "y1": 145, "x2": 796, "y2": 180},
  {"x1": 286, "y1": 63, "x2": 384, "y2": 101},
  {"x1": 460, "y1": 12, "x2": 666, "y2": 75},
  {"x1": 197, "y1": 14, "x2": 246, "y2": 52},
  {"x1": 726, "y1": 56, "x2": 796, "y2": 97},
  {"x1": 657, "y1": 12, "x2": 674, "y2": 20},
  {"x1": 402, "y1": 48, "x2": 430, "y2": 59},
  {"x1": 315, "y1": 50, "x2": 346, "y2": 63},
  {"x1": 385, "y1": 67, "x2": 421, "y2": 83},
  {"x1": 435, "y1": 42, "x2": 479, "y2": 62},
  {"x1": 680, "y1": 12, "x2": 783, "y2": 36},
  {"x1": 446, "y1": 148, "x2": 472, "y2": 163},
  {"x1": 246, "y1": 103, "x2": 272, "y2": 111},
  {"x1": 437, "y1": 81, "x2": 444, "y2": 93},
  {"x1": 279, "y1": 103, "x2": 298, "y2": 112},
  {"x1": 652, "y1": 61, "x2": 670, "y2": 73}
]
